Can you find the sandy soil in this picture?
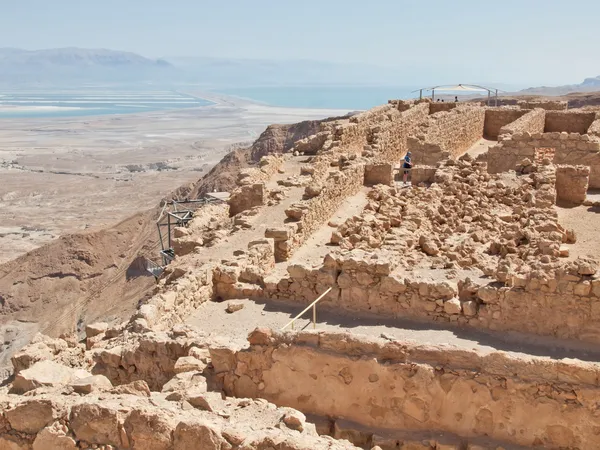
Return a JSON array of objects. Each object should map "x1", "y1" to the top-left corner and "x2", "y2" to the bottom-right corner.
[
  {"x1": 0, "y1": 96, "x2": 349, "y2": 263},
  {"x1": 187, "y1": 297, "x2": 600, "y2": 363},
  {"x1": 556, "y1": 203, "x2": 600, "y2": 260}
]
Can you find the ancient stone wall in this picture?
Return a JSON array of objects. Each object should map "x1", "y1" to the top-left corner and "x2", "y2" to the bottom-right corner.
[
  {"x1": 218, "y1": 328, "x2": 600, "y2": 449},
  {"x1": 410, "y1": 166, "x2": 437, "y2": 185},
  {"x1": 544, "y1": 111, "x2": 597, "y2": 133},
  {"x1": 364, "y1": 163, "x2": 393, "y2": 186},
  {"x1": 482, "y1": 107, "x2": 528, "y2": 139},
  {"x1": 261, "y1": 250, "x2": 600, "y2": 345},
  {"x1": 228, "y1": 154, "x2": 284, "y2": 216},
  {"x1": 497, "y1": 108, "x2": 545, "y2": 136},
  {"x1": 228, "y1": 183, "x2": 264, "y2": 216},
  {"x1": 517, "y1": 100, "x2": 568, "y2": 111},
  {"x1": 407, "y1": 106, "x2": 485, "y2": 165},
  {"x1": 487, "y1": 132, "x2": 600, "y2": 187},
  {"x1": 272, "y1": 163, "x2": 365, "y2": 261},
  {"x1": 370, "y1": 102, "x2": 429, "y2": 164},
  {"x1": 428, "y1": 102, "x2": 456, "y2": 114},
  {"x1": 555, "y1": 165, "x2": 590, "y2": 205}
]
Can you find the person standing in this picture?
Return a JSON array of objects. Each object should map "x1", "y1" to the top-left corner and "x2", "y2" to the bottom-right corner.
[
  {"x1": 402, "y1": 151, "x2": 412, "y2": 184},
  {"x1": 455, "y1": 96, "x2": 459, "y2": 102}
]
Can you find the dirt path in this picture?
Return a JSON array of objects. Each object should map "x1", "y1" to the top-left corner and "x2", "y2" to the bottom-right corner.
[
  {"x1": 276, "y1": 187, "x2": 369, "y2": 272},
  {"x1": 556, "y1": 203, "x2": 600, "y2": 260},
  {"x1": 187, "y1": 155, "x2": 308, "y2": 265},
  {"x1": 187, "y1": 298, "x2": 600, "y2": 363}
]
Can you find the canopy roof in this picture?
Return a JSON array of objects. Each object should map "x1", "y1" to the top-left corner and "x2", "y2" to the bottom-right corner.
[{"x1": 412, "y1": 84, "x2": 497, "y2": 94}]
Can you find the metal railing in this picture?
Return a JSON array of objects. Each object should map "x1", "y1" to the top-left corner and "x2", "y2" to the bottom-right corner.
[{"x1": 281, "y1": 287, "x2": 332, "y2": 331}]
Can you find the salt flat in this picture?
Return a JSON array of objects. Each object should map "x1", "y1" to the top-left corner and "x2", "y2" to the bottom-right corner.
[{"x1": 0, "y1": 93, "x2": 350, "y2": 263}]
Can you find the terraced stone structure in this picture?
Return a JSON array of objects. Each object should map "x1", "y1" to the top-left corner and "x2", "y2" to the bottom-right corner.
[{"x1": 3, "y1": 97, "x2": 600, "y2": 450}]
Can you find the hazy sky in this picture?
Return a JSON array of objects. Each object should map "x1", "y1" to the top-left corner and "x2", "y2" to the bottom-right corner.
[{"x1": 1, "y1": 0, "x2": 599, "y2": 86}]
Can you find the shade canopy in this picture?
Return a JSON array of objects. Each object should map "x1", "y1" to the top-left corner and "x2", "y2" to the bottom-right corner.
[{"x1": 412, "y1": 84, "x2": 496, "y2": 94}]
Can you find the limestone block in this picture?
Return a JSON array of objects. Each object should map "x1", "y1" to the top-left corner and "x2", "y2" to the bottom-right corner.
[
  {"x1": 33, "y1": 423, "x2": 78, "y2": 450},
  {"x1": 71, "y1": 375, "x2": 113, "y2": 394},
  {"x1": 6, "y1": 399, "x2": 55, "y2": 434},
  {"x1": 85, "y1": 322, "x2": 108, "y2": 338},
  {"x1": 70, "y1": 403, "x2": 122, "y2": 447},
  {"x1": 443, "y1": 298, "x2": 462, "y2": 315},
  {"x1": 11, "y1": 360, "x2": 92, "y2": 394}
]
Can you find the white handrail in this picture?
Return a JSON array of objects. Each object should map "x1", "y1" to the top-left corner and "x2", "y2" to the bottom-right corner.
[{"x1": 281, "y1": 287, "x2": 332, "y2": 331}]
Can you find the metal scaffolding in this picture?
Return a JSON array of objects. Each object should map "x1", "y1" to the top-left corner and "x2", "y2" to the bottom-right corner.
[{"x1": 146, "y1": 192, "x2": 230, "y2": 278}]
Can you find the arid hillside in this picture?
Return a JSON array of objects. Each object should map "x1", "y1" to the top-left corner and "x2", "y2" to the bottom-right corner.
[{"x1": 0, "y1": 114, "x2": 342, "y2": 367}]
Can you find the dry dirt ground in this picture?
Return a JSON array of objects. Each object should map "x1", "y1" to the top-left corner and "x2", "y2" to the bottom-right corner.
[{"x1": 0, "y1": 95, "x2": 348, "y2": 263}]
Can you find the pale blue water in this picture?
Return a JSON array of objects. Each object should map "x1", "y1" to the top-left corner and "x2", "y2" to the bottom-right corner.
[
  {"x1": 215, "y1": 86, "x2": 420, "y2": 110},
  {"x1": 0, "y1": 90, "x2": 213, "y2": 118}
]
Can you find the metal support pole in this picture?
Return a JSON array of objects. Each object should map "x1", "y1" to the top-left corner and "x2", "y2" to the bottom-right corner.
[
  {"x1": 495, "y1": 89, "x2": 498, "y2": 107},
  {"x1": 167, "y1": 214, "x2": 171, "y2": 249},
  {"x1": 487, "y1": 91, "x2": 490, "y2": 106},
  {"x1": 313, "y1": 304, "x2": 316, "y2": 329},
  {"x1": 431, "y1": 89, "x2": 435, "y2": 101},
  {"x1": 419, "y1": 89, "x2": 423, "y2": 100}
]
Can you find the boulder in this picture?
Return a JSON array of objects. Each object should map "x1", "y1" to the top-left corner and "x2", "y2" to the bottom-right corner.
[
  {"x1": 187, "y1": 390, "x2": 223, "y2": 412},
  {"x1": 173, "y1": 356, "x2": 207, "y2": 374},
  {"x1": 71, "y1": 375, "x2": 113, "y2": 394},
  {"x1": 70, "y1": 403, "x2": 122, "y2": 447},
  {"x1": 462, "y1": 301, "x2": 478, "y2": 317},
  {"x1": 33, "y1": 423, "x2": 78, "y2": 450},
  {"x1": 443, "y1": 298, "x2": 462, "y2": 315},
  {"x1": 85, "y1": 322, "x2": 108, "y2": 338},
  {"x1": 111, "y1": 380, "x2": 151, "y2": 397},
  {"x1": 419, "y1": 236, "x2": 439, "y2": 256},
  {"x1": 11, "y1": 360, "x2": 92, "y2": 394},
  {"x1": 6, "y1": 399, "x2": 55, "y2": 434},
  {"x1": 174, "y1": 420, "x2": 228, "y2": 450}
]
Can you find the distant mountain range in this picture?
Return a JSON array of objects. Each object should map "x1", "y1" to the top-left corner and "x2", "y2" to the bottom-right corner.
[
  {"x1": 521, "y1": 76, "x2": 600, "y2": 95},
  {"x1": 0, "y1": 47, "x2": 420, "y2": 87},
  {"x1": 0, "y1": 47, "x2": 173, "y2": 83}
]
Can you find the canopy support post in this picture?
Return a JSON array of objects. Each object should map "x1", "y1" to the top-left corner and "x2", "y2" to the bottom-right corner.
[
  {"x1": 419, "y1": 89, "x2": 422, "y2": 100},
  {"x1": 431, "y1": 89, "x2": 435, "y2": 101}
]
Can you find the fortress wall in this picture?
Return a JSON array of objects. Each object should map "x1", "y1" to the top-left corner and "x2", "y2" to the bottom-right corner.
[
  {"x1": 497, "y1": 108, "x2": 545, "y2": 136},
  {"x1": 267, "y1": 103, "x2": 429, "y2": 263},
  {"x1": 487, "y1": 132, "x2": 600, "y2": 187},
  {"x1": 518, "y1": 100, "x2": 568, "y2": 111},
  {"x1": 228, "y1": 154, "x2": 284, "y2": 216},
  {"x1": 483, "y1": 107, "x2": 528, "y2": 139},
  {"x1": 428, "y1": 102, "x2": 457, "y2": 114},
  {"x1": 217, "y1": 328, "x2": 600, "y2": 449},
  {"x1": 407, "y1": 106, "x2": 485, "y2": 165},
  {"x1": 544, "y1": 111, "x2": 597, "y2": 133},
  {"x1": 273, "y1": 163, "x2": 365, "y2": 261},
  {"x1": 556, "y1": 165, "x2": 590, "y2": 205},
  {"x1": 262, "y1": 251, "x2": 600, "y2": 345}
]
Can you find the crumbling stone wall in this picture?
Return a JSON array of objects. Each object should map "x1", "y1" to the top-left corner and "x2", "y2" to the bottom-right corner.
[
  {"x1": 497, "y1": 108, "x2": 545, "y2": 136},
  {"x1": 407, "y1": 106, "x2": 485, "y2": 165},
  {"x1": 364, "y1": 163, "x2": 393, "y2": 186},
  {"x1": 488, "y1": 132, "x2": 600, "y2": 187},
  {"x1": 271, "y1": 164, "x2": 365, "y2": 261},
  {"x1": 556, "y1": 165, "x2": 590, "y2": 204},
  {"x1": 518, "y1": 100, "x2": 568, "y2": 111},
  {"x1": 218, "y1": 329, "x2": 600, "y2": 449},
  {"x1": 228, "y1": 154, "x2": 284, "y2": 217},
  {"x1": 262, "y1": 251, "x2": 600, "y2": 345},
  {"x1": 428, "y1": 102, "x2": 456, "y2": 114},
  {"x1": 483, "y1": 107, "x2": 528, "y2": 139},
  {"x1": 544, "y1": 111, "x2": 597, "y2": 133},
  {"x1": 228, "y1": 183, "x2": 265, "y2": 216}
]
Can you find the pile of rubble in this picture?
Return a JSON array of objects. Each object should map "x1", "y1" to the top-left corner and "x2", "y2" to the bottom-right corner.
[
  {"x1": 0, "y1": 328, "x2": 358, "y2": 450},
  {"x1": 331, "y1": 156, "x2": 575, "y2": 280}
]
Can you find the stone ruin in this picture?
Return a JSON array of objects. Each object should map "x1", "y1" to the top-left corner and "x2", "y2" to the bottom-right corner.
[{"x1": 3, "y1": 97, "x2": 600, "y2": 449}]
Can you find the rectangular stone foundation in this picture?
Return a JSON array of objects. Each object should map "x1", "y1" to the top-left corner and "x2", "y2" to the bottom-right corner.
[{"x1": 215, "y1": 329, "x2": 600, "y2": 450}]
